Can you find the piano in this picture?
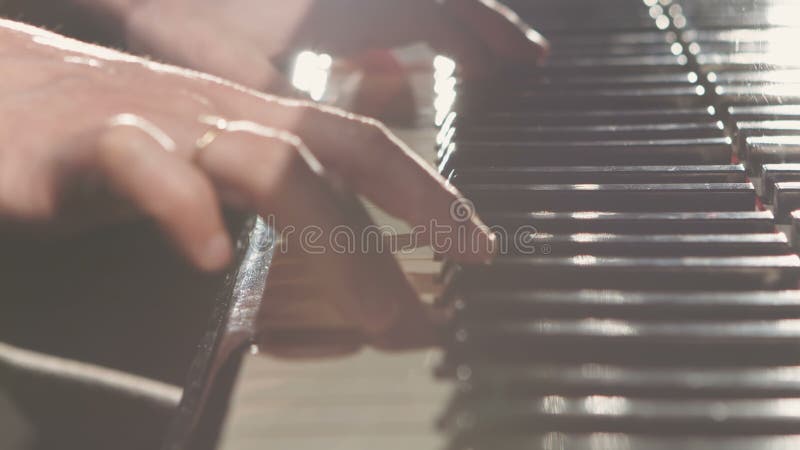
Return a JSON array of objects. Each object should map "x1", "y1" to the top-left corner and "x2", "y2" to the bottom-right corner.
[
  {"x1": 215, "y1": 0, "x2": 800, "y2": 449},
  {"x1": 6, "y1": 1, "x2": 800, "y2": 450}
]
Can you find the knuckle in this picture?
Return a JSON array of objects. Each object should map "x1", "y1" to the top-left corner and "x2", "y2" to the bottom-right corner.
[{"x1": 5, "y1": 189, "x2": 57, "y2": 221}]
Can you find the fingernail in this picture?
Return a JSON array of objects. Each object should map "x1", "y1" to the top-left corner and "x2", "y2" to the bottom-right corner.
[
  {"x1": 200, "y1": 234, "x2": 233, "y2": 271},
  {"x1": 469, "y1": 212, "x2": 497, "y2": 263},
  {"x1": 479, "y1": 229, "x2": 498, "y2": 264}
]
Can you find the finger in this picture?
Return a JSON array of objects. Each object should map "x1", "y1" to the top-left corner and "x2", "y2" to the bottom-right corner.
[
  {"x1": 263, "y1": 105, "x2": 496, "y2": 263},
  {"x1": 349, "y1": 50, "x2": 418, "y2": 124},
  {"x1": 423, "y1": 4, "x2": 497, "y2": 78},
  {"x1": 443, "y1": 0, "x2": 550, "y2": 66},
  {"x1": 300, "y1": 0, "x2": 494, "y2": 78},
  {"x1": 370, "y1": 303, "x2": 443, "y2": 351},
  {"x1": 194, "y1": 126, "x2": 425, "y2": 336},
  {"x1": 91, "y1": 117, "x2": 233, "y2": 272},
  {"x1": 127, "y1": 12, "x2": 293, "y2": 94},
  {"x1": 257, "y1": 329, "x2": 364, "y2": 360},
  {"x1": 197, "y1": 41, "x2": 294, "y2": 95},
  {"x1": 197, "y1": 91, "x2": 496, "y2": 261},
  {"x1": 262, "y1": 342, "x2": 363, "y2": 360}
]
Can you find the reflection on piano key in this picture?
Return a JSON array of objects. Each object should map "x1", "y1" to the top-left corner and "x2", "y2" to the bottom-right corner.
[
  {"x1": 446, "y1": 361, "x2": 800, "y2": 397},
  {"x1": 441, "y1": 138, "x2": 733, "y2": 171},
  {"x1": 448, "y1": 316, "x2": 800, "y2": 365},
  {"x1": 450, "y1": 165, "x2": 746, "y2": 185},
  {"x1": 510, "y1": 232, "x2": 790, "y2": 257},
  {"x1": 449, "y1": 434, "x2": 800, "y2": 450},
  {"x1": 480, "y1": 211, "x2": 778, "y2": 235},
  {"x1": 792, "y1": 210, "x2": 800, "y2": 250},
  {"x1": 461, "y1": 183, "x2": 755, "y2": 213},
  {"x1": 443, "y1": 395, "x2": 800, "y2": 435},
  {"x1": 446, "y1": 255, "x2": 800, "y2": 291},
  {"x1": 447, "y1": 122, "x2": 725, "y2": 144},
  {"x1": 452, "y1": 290, "x2": 800, "y2": 321}
]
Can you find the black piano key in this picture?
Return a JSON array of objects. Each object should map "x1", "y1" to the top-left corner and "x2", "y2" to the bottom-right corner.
[
  {"x1": 441, "y1": 138, "x2": 733, "y2": 170},
  {"x1": 449, "y1": 165, "x2": 745, "y2": 186},
  {"x1": 547, "y1": 41, "x2": 677, "y2": 57},
  {"x1": 547, "y1": 42, "x2": 678, "y2": 56},
  {"x1": 441, "y1": 394, "x2": 800, "y2": 436},
  {"x1": 793, "y1": 210, "x2": 800, "y2": 251},
  {"x1": 449, "y1": 107, "x2": 717, "y2": 127},
  {"x1": 511, "y1": 233, "x2": 789, "y2": 257},
  {"x1": 452, "y1": 290, "x2": 800, "y2": 321},
  {"x1": 447, "y1": 434, "x2": 800, "y2": 450},
  {"x1": 517, "y1": 18, "x2": 658, "y2": 35},
  {"x1": 523, "y1": 85, "x2": 706, "y2": 105},
  {"x1": 539, "y1": 72, "x2": 697, "y2": 87},
  {"x1": 774, "y1": 182, "x2": 800, "y2": 223},
  {"x1": 541, "y1": 54, "x2": 689, "y2": 74},
  {"x1": 445, "y1": 362, "x2": 800, "y2": 398},
  {"x1": 446, "y1": 255, "x2": 800, "y2": 291},
  {"x1": 547, "y1": 30, "x2": 678, "y2": 47},
  {"x1": 458, "y1": 86, "x2": 707, "y2": 112},
  {"x1": 509, "y1": 9, "x2": 659, "y2": 33},
  {"x1": 459, "y1": 72, "x2": 698, "y2": 94},
  {"x1": 478, "y1": 87, "x2": 707, "y2": 110},
  {"x1": 735, "y1": 121, "x2": 800, "y2": 156},
  {"x1": 447, "y1": 317, "x2": 800, "y2": 366},
  {"x1": 761, "y1": 164, "x2": 800, "y2": 201},
  {"x1": 447, "y1": 122, "x2": 725, "y2": 144},
  {"x1": 461, "y1": 183, "x2": 755, "y2": 213},
  {"x1": 481, "y1": 211, "x2": 777, "y2": 235},
  {"x1": 746, "y1": 136, "x2": 800, "y2": 173}
]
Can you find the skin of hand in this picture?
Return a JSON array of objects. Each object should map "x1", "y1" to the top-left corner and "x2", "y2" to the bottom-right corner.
[
  {"x1": 0, "y1": 20, "x2": 495, "y2": 347},
  {"x1": 118, "y1": 0, "x2": 549, "y2": 92}
]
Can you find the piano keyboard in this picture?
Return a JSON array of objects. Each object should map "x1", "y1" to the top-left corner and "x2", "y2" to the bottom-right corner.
[{"x1": 435, "y1": 1, "x2": 800, "y2": 449}]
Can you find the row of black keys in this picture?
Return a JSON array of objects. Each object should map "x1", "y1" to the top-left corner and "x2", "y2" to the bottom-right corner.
[{"x1": 436, "y1": 6, "x2": 800, "y2": 448}]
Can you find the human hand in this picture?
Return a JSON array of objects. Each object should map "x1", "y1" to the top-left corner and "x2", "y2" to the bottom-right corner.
[
  {"x1": 0, "y1": 20, "x2": 494, "y2": 338},
  {"x1": 123, "y1": 0, "x2": 549, "y2": 91}
]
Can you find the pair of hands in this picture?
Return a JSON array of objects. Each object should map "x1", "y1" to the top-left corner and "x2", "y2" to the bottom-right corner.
[{"x1": 0, "y1": 0, "x2": 547, "y2": 349}]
